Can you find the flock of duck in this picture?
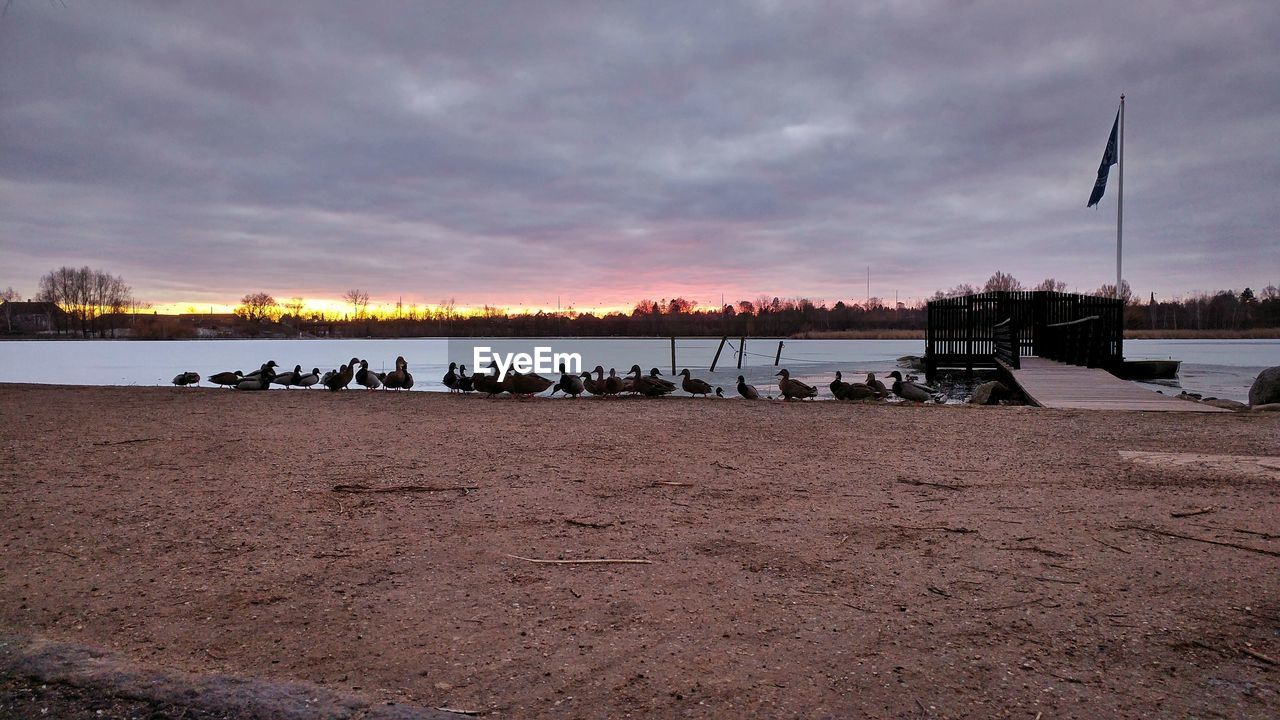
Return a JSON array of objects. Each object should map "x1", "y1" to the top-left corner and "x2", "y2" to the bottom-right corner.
[{"x1": 172, "y1": 358, "x2": 941, "y2": 402}]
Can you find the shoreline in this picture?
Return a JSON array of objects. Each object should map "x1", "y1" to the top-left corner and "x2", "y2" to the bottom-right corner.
[{"x1": 2, "y1": 385, "x2": 1277, "y2": 717}]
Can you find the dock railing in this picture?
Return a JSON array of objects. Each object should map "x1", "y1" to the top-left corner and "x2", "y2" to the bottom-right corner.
[{"x1": 992, "y1": 318, "x2": 1019, "y2": 369}]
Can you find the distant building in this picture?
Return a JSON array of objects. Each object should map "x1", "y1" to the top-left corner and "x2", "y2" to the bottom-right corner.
[{"x1": 1, "y1": 301, "x2": 69, "y2": 335}]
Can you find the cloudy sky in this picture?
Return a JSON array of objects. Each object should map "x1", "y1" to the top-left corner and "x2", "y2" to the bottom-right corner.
[{"x1": 2, "y1": 1, "x2": 1276, "y2": 312}]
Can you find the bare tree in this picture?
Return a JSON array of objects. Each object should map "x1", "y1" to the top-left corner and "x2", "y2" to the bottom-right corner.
[
  {"x1": 37, "y1": 266, "x2": 133, "y2": 336},
  {"x1": 983, "y1": 271, "x2": 1024, "y2": 292},
  {"x1": 1034, "y1": 278, "x2": 1069, "y2": 293},
  {"x1": 236, "y1": 292, "x2": 279, "y2": 323},
  {"x1": 1096, "y1": 279, "x2": 1134, "y2": 304},
  {"x1": 343, "y1": 289, "x2": 371, "y2": 320},
  {"x1": 0, "y1": 286, "x2": 19, "y2": 303},
  {"x1": 282, "y1": 296, "x2": 305, "y2": 318}
]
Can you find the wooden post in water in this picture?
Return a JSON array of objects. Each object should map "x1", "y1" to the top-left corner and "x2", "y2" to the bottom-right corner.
[
  {"x1": 774, "y1": 340, "x2": 784, "y2": 366},
  {"x1": 710, "y1": 336, "x2": 728, "y2": 371},
  {"x1": 737, "y1": 336, "x2": 746, "y2": 369},
  {"x1": 670, "y1": 336, "x2": 676, "y2": 375}
]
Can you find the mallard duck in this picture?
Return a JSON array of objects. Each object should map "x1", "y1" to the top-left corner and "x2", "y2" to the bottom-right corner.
[
  {"x1": 715, "y1": 386, "x2": 724, "y2": 398},
  {"x1": 400, "y1": 359, "x2": 414, "y2": 390},
  {"x1": 776, "y1": 368, "x2": 817, "y2": 400},
  {"x1": 297, "y1": 368, "x2": 320, "y2": 389},
  {"x1": 443, "y1": 362, "x2": 460, "y2": 392},
  {"x1": 383, "y1": 356, "x2": 406, "y2": 390},
  {"x1": 603, "y1": 368, "x2": 624, "y2": 397},
  {"x1": 236, "y1": 363, "x2": 275, "y2": 391},
  {"x1": 505, "y1": 368, "x2": 554, "y2": 396},
  {"x1": 171, "y1": 371, "x2": 200, "y2": 387},
  {"x1": 355, "y1": 359, "x2": 383, "y2": 390},
  {"x1": 272, "y1": 364, "x2": 303, "y2": 388},
  {"x1": 678, "y1": 369, "x2": 713, "y2": 397},
  {"x1": 836, "y1": 381, "x2": 878, "y2": 401},
  {"x1": 628, "y1": 365, "x2": 674, "y2": 396},
  {"x1": 244, "y1": 360, "x2": 277, "y2": 378},
  {"x1": 830, "y1": 371, "x2": 851, "y2": 398},
  {"x1": 581, "y1": 366, "x2": 605, "y2": 395},
  {"x1": 457, "y1": 365, "x2": 474, "y2": 392},
  {"x1": 886, "y1": 371, "x2": 935, "y2": 403},
  {"x1": 321, "y1": 369, "x2": 337, "y2": 386},
  {"x1": 324, "y1": 358, "x2": 358, "y2": 391},
  {"x1": 208, "y1": 370, "x2": 242, "y2": 388},
  {"x1": 865, "y1": 373, "x2": 888, "y2": 397},
  {"x1": 552, "y1": 363, "x2": 585, "y2": 398},
  {"x1": 736, "y1": 375, "x2": 760, "y2": 400},
  {"x1": 472, "y1": 361, "x2": 504, "y2": 396}
]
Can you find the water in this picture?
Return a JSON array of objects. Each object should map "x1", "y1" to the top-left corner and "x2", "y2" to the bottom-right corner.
[{"x1": 0, "y1": 337, "x2": 1273, "y2": 402}]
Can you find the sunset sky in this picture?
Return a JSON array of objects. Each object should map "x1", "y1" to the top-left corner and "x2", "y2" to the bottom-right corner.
[{"x1": 2, "y1": 1, "x2": 1277, "y2": 313}]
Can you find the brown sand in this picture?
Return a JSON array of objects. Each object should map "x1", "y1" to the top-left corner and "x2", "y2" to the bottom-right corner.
[{"x1": 1, "y1": 384, "x2": 1278, "y2": 718}]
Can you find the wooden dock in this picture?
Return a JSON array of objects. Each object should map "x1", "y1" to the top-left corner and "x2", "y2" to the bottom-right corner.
[{"x1": 1002, "y1": 356, "x2": 1228, "y2": 412}]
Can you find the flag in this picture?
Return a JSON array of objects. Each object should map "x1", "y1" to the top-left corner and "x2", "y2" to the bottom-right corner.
[{"x1": 1087, "y1": 109, "x2": 1119, "y2": 207}]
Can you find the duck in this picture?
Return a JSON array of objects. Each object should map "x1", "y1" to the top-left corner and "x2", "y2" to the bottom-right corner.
[
  {"x1": 603, "y1": 368, "x2": 625, "y2": 397},
  {"x1": 383, "y1": 356, "x2": 406, "y2": 390},
  {"x1": 776, "y1": 368, "x2": 817, "y2": 400},
  {"x1": 736, "y1": 375, "x2": 760, "y2": 400},
  {"x1": 400, "y1": 359, "x2": 414, "y2": 390},
  {"x1": 321, "y1": 369, "x2": 337, "y2": 386},
  {"x1": 627, "y1": 365, "x2": 674, "y2": 396},
  {"x1": 552, "y1": 363, "x2": 585, "y2": 398},
  {"x1": 678, "y1": 369, "x2": 713, "y2": 397},
  {"x1": 236, "y1": 362, "x2": 275, "y2": 391},
  {"x1": 505, "y1": 367, "x2": 555, "y2": 396},
  {"x1": 457, "y1": 365, "x2": 474, "y2": 392},
  {"x1": 208, "y1": 370, "x2": 242, "y2": 388},
  {"x1": 442, "y1": 362, "x2": 460, "y2": 392},
  {"x1": 472, "y1": 361, "x2": 504, "y2": 396},
  {"x1": 171, "y1": 371, "x2": 200, "y2": 387},
  {"x1": 296, "y1": 368, "x2": 321, "y2": 389},
  {"x1": 830, "y1": 371, "x2": 851, "y2": 398},
  {"x1": 272, "y1": 364, "x2": 303, "y2": 388},
  {"x1": 835, "y1": 381, "x2": 879, "y2": 401},
  {"x1": 355, "y1": 359, "x2": 383, "y2": 390},
  {"x1": 243, "y1": 360, "x2": 278, "y2": 380},
  {"x1": 865, "y1": 372, "x2": 889, "y2": 397},
  {"x1": 324, "y1": 358, "x2": 358, "y2": 391},
  {"x1": 715, "y1": 386, "x2": 725, "y2": 398},
  {"x1": 581, "y1": 366, "x2": 605, "y2": 395},
  {"x1": 886, "y1": 371, "x2": 935, "y2": 403}
]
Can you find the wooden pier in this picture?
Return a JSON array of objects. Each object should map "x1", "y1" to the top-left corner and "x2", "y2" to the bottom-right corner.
[{"x1": 1001, "y1": 357, "x2": 1227, "y2": 412}]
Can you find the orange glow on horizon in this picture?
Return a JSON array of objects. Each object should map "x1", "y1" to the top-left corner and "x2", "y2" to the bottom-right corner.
[{"x1": 140, "y1": 298, "x2": 637, "y2": 318}]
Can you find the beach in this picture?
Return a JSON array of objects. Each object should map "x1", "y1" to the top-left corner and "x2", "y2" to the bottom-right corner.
[{"x1": 2, "y1": 384, "x2": 1278, "y2": 718}]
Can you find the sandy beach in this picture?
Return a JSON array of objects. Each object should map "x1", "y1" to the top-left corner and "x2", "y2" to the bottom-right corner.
[{"x1": 1, "y1": 384, "x2": 1278, "y2": 718}]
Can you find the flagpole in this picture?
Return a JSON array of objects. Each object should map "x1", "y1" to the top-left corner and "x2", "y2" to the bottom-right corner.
[{"x1": 1116, "y1": 94, "x2": 1124, "y2": 300}]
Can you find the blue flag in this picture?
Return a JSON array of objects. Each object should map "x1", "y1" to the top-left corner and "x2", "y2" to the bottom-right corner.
[{"x1": 1087, "y1": 109, "x2": 1119, "y2": 207}]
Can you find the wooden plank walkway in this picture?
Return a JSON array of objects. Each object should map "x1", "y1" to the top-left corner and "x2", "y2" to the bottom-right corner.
[{"x1": 1002, "y1": 356, "x2": 1229, "y2": 412}]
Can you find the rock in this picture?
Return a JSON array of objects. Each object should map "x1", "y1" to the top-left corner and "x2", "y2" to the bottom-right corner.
[
  {"x1": 1201, "y1": 398, "x2": 1248, "y2": 411},
  {"x1": 969, "y1": 380, "x2": 1009, "y2": 405},
  {"x1": 1251, "y1": 403, "x2": 1280, "y2": 412},
  {"x1": 897, "y1": 355, "x2": 926, "y2": 371},
  {"x1": 1248, "y1": 366, "x2": 1280, "y2": 407}
]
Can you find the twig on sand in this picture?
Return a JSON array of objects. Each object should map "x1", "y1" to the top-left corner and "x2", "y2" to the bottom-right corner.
[
  {"x1": 836, "y1": 534, "x2": 851, "y2": 548},
  {"x1": 505, "y1": 554, "x2": 652, "y2": 565},
  {"x1": 332, "y1": 484, "x2": 478, "y2": 494},
  {"x1": 650, "y1": 481, "x2": 692, "y2": 487},
  {"x1": 1233, "y1": 527, "x2": 1280, "y2": 540},
  {"x1": 712, "y1": 461, "x2": 740, "y2": 471},
  {"x1": 897, "y1": 478, "x2": 967, "y2": 491},
  {"x1": 1124, "y1": 525, "x2": 1280, "y2": 558},
  {"x1": 93, "y1": 437, "x2": 162, "y2": 446},
  {"x1": 894, "y1": 524, "x2": 975, "y2": 534},
  {"x1": 1091, "y1": 536, "x2": 1131, "y2": 554},
  {"x1": 565, "y1": 519, "x2": 613, "y2": 529},
  {"x1": 1241, "y1": 647, "x2": 1277, "y2": 665},
  {"x1": 37, "y1": 548, "x2": 79, "y2": 560},
  {"x1": 1171, "y1": 507, "x2": 1215, "y2": 518},
  {"x1": 437, "y1": 708, "x2": 485, "y2": 716}
]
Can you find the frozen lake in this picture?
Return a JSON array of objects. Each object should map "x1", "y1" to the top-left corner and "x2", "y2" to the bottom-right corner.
[{"x1": 0, "y1": 337, "x2": 1274, "y2": 402}]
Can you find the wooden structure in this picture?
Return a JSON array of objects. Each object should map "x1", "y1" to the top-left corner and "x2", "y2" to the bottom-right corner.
[
  {"x1": 925, "y1": 291, "x2": 1124, "y2": 378},
  {"x1": 1001, "y1": 357, "x2": 1226, "y2": 412}
]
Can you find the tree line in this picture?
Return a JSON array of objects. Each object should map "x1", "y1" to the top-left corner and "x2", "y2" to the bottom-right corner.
[{"x1": 4, "y1": 269, "x2": 1278, "y2": 338}]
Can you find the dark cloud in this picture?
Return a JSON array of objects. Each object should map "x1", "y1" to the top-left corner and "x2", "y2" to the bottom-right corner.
[{"x1": 1, "y1": 0, "x2": 1276, "y2": 308}]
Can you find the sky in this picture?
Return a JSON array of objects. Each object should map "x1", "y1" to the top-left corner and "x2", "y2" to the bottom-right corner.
[{"x1": 2, "y1": 1, "x2": 1277, "y2": 313}]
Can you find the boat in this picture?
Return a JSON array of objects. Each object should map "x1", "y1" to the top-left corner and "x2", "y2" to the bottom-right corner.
[{"x1": 1113, "y1": 359, "x2": 1180, "y2": 380}]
